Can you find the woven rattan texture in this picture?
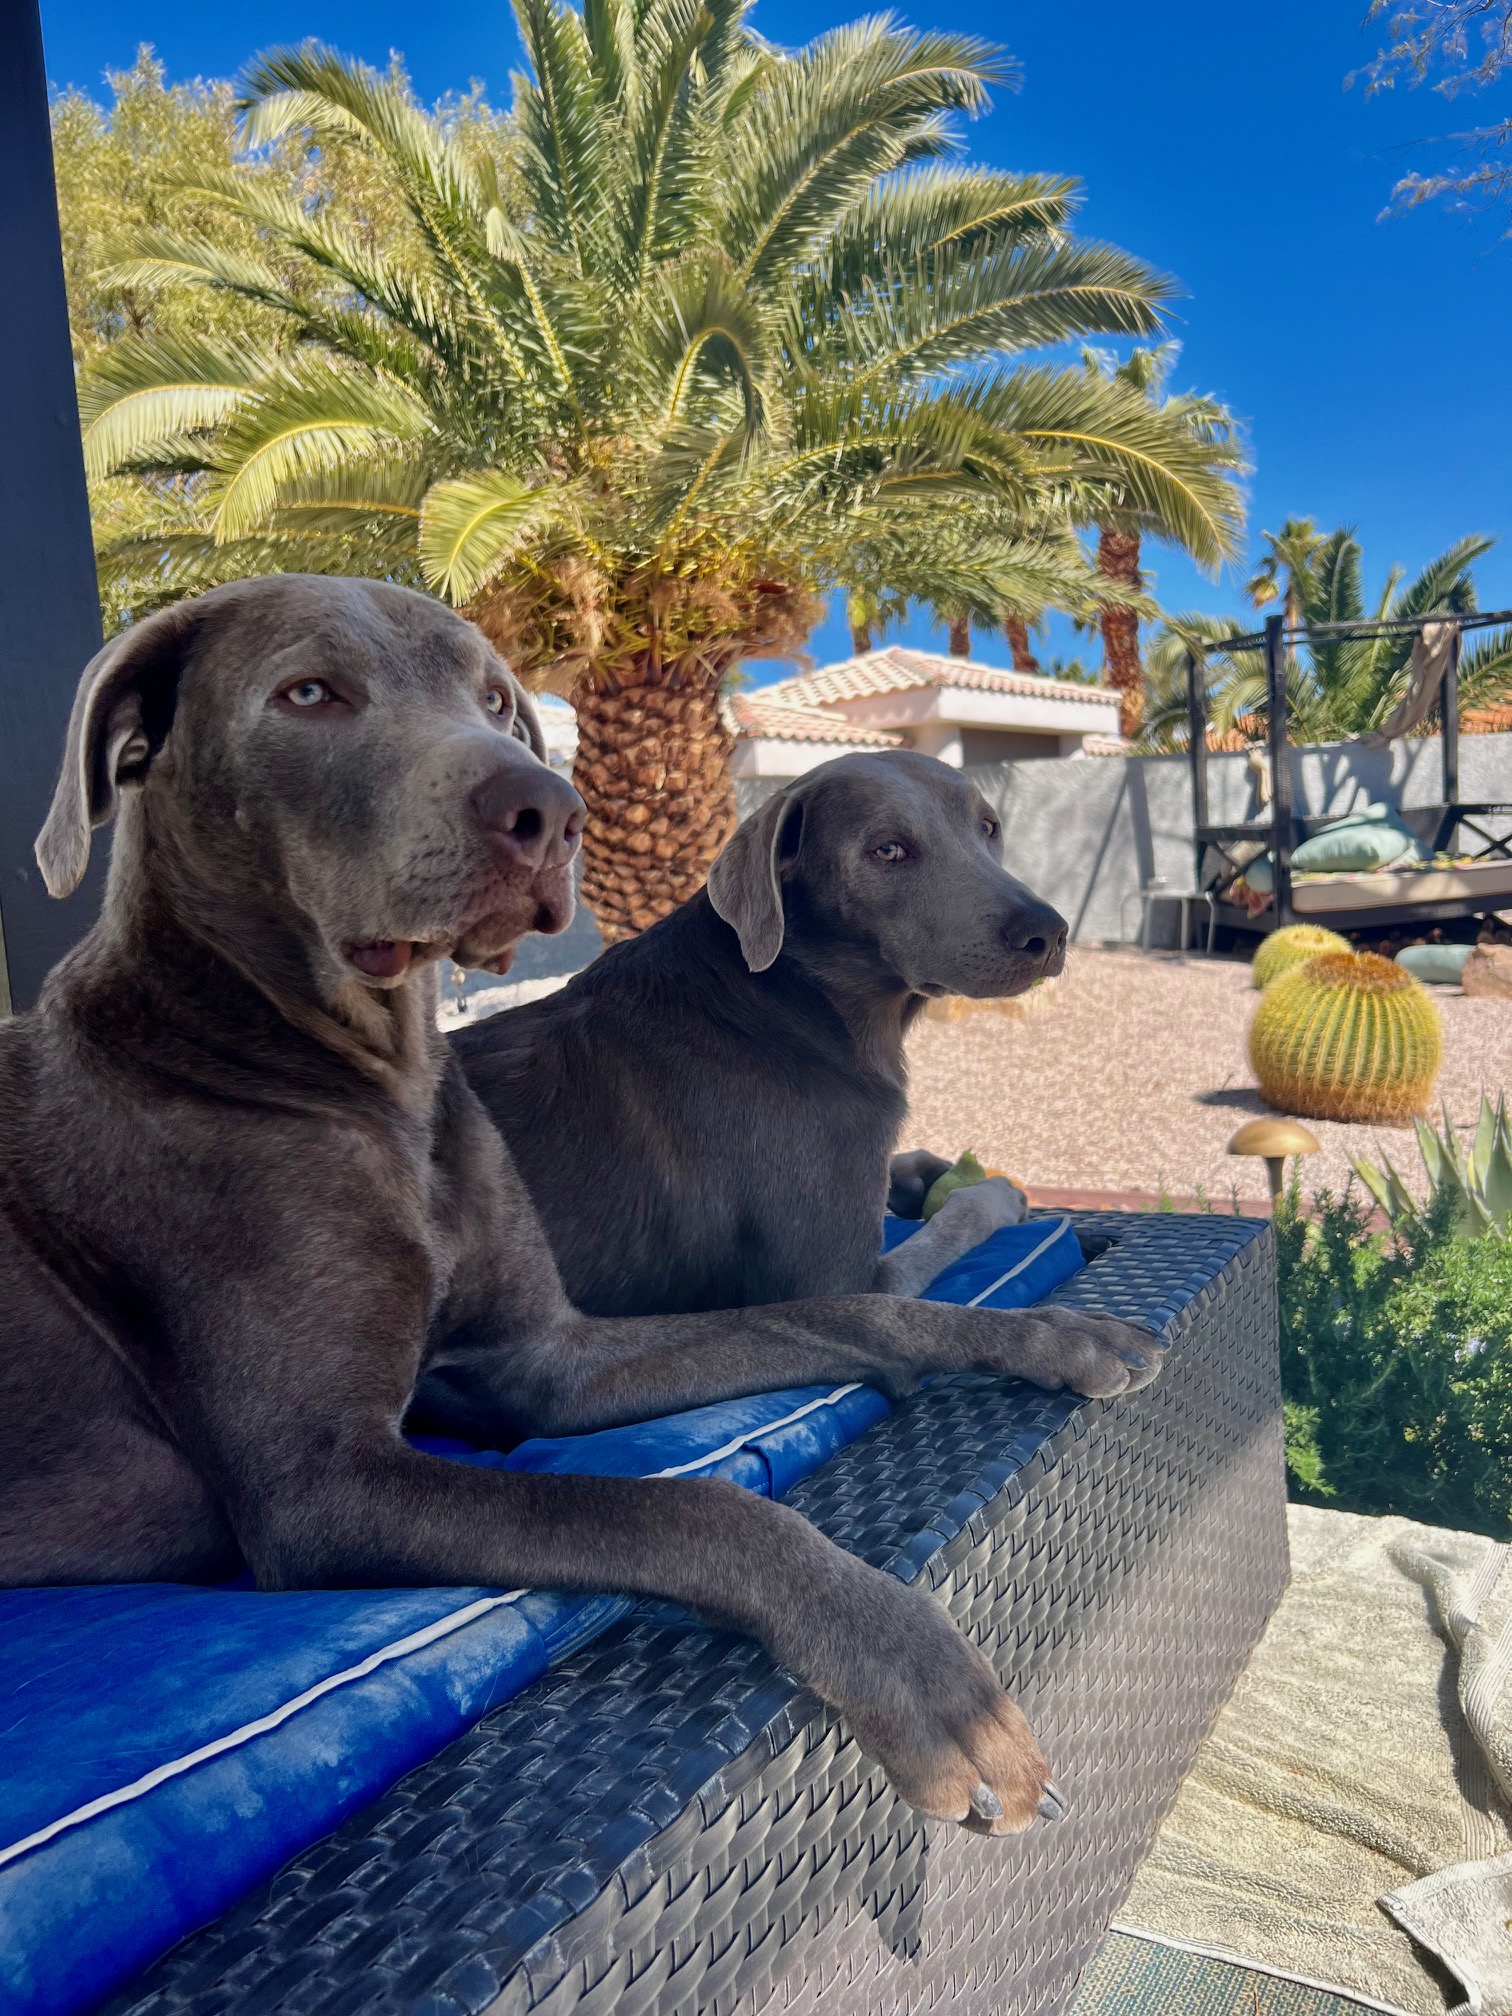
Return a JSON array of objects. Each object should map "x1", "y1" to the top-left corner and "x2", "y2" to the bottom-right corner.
[{"x1": 107, "y1": 1213, "x2": 1286, "y2": 2016}]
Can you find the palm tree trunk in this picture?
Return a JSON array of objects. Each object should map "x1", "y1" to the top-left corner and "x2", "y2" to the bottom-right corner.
[
  {"x1": 948, "y1": 617, "x2": 971, "y2": 657},
  {"x1": 851, "y1": 623, "x2": 874, "y2": 654},
  {"x1": 571, "y1": 666, "x2": 737, "y2": 943},
  {"x1": 1004, "y1": 617, "x2": 1040, "y2": 672},
  {"x1": 1096, "y1": 524, "x2": 1144, "y2": 739}
]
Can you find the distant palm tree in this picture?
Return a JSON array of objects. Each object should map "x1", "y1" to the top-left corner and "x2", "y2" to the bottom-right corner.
[
  {"x1": 1244, "y1": 517, "x2": 1328, "y2": 627},
  {"x1": 84, "y1": 11, "x2": 1242, "y2": 936},
  {"x1": 848, "y1": 518, "x2": 1150, "y2": 666},
  {"x1": 1139, "y1": 527, "x2": 1512, "y2": 751},
  {"x1": 1081, "y1": 344, "x2": 1246, "y2": 740},
  {"x1": 1003, "y1": 617, "x2": 1041, "y2": 671}
]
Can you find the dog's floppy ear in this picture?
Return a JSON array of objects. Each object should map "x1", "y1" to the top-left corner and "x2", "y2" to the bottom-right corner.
[
  {"x1": 35, "y1": 600, "x2": 197, "y2": 899},
  {"x1": 509, "y1": 680, "x2": 548, "y2": 763},
  {"x1": 707, "y1": 786, "x2": 806, "y2": 972}
]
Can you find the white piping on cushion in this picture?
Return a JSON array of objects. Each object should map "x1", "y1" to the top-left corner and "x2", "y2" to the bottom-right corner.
[
  {"x1": 649, "y1": 1384, "x2": 862, "y2": 1478},
  {"x1": 964, "y1": 1217, "x2": 1072, "y2": 1307},
  {"x1": 0, "y1": 1384, "x2": 864, "y2": 1869},
  {"x1": 0, "y1": 1594, "x2": 527, "y2": 1871}
]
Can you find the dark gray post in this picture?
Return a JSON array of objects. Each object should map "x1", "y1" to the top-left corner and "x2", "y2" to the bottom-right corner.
[
  {"x1": 1264, "y1": 616, "x2": 1294, "y2": 928},
  {"x1": 1185, "y1": 646, "x2": 1208, "y2": 890},
  {"x1": 1185, "y1": 648, "x2": 1208, "y2": 822},
  {"x1": 0, "y1": 0, "x2": 104, "y2": 1014},
  {"x1": 1441, "y1": 623, "x2": 1461, "y2": 810}
]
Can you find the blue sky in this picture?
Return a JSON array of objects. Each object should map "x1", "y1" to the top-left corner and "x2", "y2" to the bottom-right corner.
[{"x1": 39, "y1": 0, "x2": 1512, "y2": 677}]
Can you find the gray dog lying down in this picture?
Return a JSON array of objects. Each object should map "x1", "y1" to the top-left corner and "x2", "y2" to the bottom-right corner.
[
  {"x1": 453, "y1": 750, "x2": 1065, "y2": 1317},
  {"x1": 0, "y1": 576, "x2": 1163, "y2": 1836}
]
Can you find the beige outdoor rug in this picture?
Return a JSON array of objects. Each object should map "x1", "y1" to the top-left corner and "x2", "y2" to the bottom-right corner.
[{"x1": 1115, "y1": 1504, "x2": 1512, "y2": 2016}]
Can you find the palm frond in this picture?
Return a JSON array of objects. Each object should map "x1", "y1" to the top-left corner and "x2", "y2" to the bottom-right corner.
[
  {"x1": 830, "y1": 236, "x2": 1172, "y2": 386},
  {"x1": 240, "y1": 42, "x2": 481, "y2": 218},
  {"x1": 208, "y1": 358, "x2": 436, "y2": 539},
  {"x1": 83, "y1": 9, "x2": 1249, "y2": 674},
  {"x1": 721, "y1": 20, "x2": 1007, "y2": 284},
  {"x1": 971, "y1": 366, "x2": 1246, "y2": 570},
  {"x1": 419, "y1": 469, "x2": 561, "y2": 600},
  {"x1": 166, "y1": 172, "x2": 471, "y2": 370},
  {"x1": 237, "y1": 47, "x2": 515, "y2": 354},
  {"x1": 78, "y1": 333, "x2": 269, "y2": 479},
  {"x1": 1459, "y1": 625, "x2": 1512, "y2": 710},
  {"x1": 640, "y1": 251, "x2": 773, "y2": 434},
  {"x1": 812, "y1": 165, "x2": 1077, "y2": 302},
  {"x1": 619, "y1": 0, "x2": 723, "y2": 279},
  {"x1": 510, "y1": 0, "x2": 617, "y2": 274},
  {"x1": 1139, "y1": 612, "x2": 1264, "y2": 752}
]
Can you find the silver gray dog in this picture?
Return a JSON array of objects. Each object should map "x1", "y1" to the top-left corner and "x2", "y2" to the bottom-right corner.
[
  {"x1": 0, "y1": 575, "x2": 1161, "y2": 1836},
  {"x1": 455, "y1": 750, "x2": 1063, "y2": 1316}
]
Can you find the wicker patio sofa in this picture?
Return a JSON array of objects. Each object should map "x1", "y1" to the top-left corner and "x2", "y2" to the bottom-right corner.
[{"x1": 103, "y1": 1209, "x2": 1286, "y2": 2016}]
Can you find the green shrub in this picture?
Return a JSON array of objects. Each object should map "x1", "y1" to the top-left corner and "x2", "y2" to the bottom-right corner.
[{"x1": 1275, "y1": 1181, "x2": 1512, "y2": 1537}]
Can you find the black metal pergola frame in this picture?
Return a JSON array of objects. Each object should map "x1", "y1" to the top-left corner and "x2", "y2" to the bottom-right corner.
[{"x1": 1186, "y1": 610, "x2": 1512, "y2": 933}]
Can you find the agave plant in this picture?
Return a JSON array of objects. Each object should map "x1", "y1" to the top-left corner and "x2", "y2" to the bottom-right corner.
[
  {"x1": 81, "y1": 7, "x2": 1244, "y2": 938},
  {"x1": 1354, "y1": 1094, "x2": 1512, "y2": 1240}
]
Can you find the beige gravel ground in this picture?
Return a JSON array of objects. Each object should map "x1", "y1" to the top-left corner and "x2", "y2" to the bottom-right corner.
[{"x1": 902, "y1": 946, "x2": 1512, "y2": 1205}]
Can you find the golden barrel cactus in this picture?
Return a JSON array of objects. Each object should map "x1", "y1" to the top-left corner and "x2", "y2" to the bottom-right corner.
[
  {"x1": 1252, "y1": 924, "x2": 1351, "y2": 990},
  {"x1": 1249, "y1": 952, "x2": 1442, "y2": 1123}
]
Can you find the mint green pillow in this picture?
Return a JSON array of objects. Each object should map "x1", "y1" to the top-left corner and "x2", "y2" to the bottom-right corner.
[
  {"x1": 1396, "y1": 942, "x2": 1472, "y2": 986},
  {"x1": 1240, "y1": 807, "x2": 1423, "y2": 892},
  {"x1": 1292, "y1": 816, "x2": 1422, "y2": 874}
]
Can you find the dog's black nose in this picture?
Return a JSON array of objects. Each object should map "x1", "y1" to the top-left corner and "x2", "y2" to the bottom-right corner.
[
  {"x1": 471, "y1": 763, "x2": 585, "y2": 870},
  {"x1": 1006, "y1": 902, "x2": 1068, "y2": 965}
]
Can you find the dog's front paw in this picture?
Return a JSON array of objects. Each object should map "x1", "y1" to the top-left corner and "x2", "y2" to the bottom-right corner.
[
  {"x1": 972, "y1": 1306, "x2": 1167, "y2": 1397},
  {"x1": 1024, "y1": 1307, "x2": 1167, "y2": 1397},
  {"x1": 936, "y1": 1174, "x2": 1028, "y2": 1237},
  {"x1": 826, "y1": 1569, "x2": 1059, "y2": 1835}
]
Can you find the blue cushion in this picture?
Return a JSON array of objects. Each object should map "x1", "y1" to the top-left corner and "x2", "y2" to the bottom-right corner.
[
  {"x1": 0, "y1": 1219, "x2": 1083, "y2": 2016},
  {"x1": 882, "y1": 1211, "x2": 1083, "y2": 1310}
]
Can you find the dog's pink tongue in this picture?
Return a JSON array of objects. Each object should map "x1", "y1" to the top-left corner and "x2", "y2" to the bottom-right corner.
[{"x1": 348, "y1": 940, "x2": 412, "y2": 980}]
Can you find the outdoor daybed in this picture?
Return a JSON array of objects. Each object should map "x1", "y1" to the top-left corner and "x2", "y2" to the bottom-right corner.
[
  {"x1": 1189, "y1": 613, "x2": 1512, "y2": 936},
  {"x1": 7, "y1": 1210, "x2": 1284, "y2": 2016}
]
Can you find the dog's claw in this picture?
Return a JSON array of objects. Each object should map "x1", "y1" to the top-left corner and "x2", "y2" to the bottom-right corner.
[
  {"x1": 1037, "y1": 1781, "x2": 1068, "y2": 1822},
  {"x1": 969, "y1": 1782, "x2": 1003, "y2": 1824},
  {"x1": 1119, "y1": 1346, "x2": 1149, "y2": 1369}
]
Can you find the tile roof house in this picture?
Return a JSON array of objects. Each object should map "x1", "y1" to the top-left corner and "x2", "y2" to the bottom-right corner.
[{"x1": 725, "y1": 647, "x2": 1124, "y2": 777}]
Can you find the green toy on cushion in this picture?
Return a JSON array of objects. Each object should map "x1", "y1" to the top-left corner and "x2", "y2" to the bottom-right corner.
[{"x1": 922, "y1": 1151, "x2": 1031, "y2": 1219}]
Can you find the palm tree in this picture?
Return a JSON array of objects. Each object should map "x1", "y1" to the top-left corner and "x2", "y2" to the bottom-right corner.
[
  {"x1": 1139, "y1": 528, "x2": 1512, "y2": 751},
  {"x1": 1244, "y1": 516, "x2": 1327, "y2": 627},
  {"x1": 84, "y1": 11, "x2": 1243, "y2": 938},
  {"x1": 1003, "y1": 617, "x2": 1040, "y2": 671},
  {"x1": 846, "y1": 517, "x2": 1149, "y2": 667},
  {"x1": 1081, "y1": 344, "x2": 1246, "y2": 740}
]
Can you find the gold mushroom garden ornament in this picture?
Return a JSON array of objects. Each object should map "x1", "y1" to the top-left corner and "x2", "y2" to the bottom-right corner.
[{"x1": 1228, "y1": 1118, "x2": 1320, "y2": 1206}]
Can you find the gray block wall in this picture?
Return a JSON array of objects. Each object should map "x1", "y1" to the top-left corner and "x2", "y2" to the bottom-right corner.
[{"x1": 468, "y1": 731, "x2": 1512, "y2": 983}]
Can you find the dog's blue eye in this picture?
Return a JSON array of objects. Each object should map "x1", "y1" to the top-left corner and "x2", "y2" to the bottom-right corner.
[
  {"x1": 980, "y1": 817, "x2": 999, "y2": 839},
  {"x1": 484, "y1": 689, "x2": 508, "y2": 717},
  {"x1": 285, "y1": 681, "x2": 332, "y2": 709},
  {"x1": 873, "y1": 841, "x2": 908, "y2": 863}
]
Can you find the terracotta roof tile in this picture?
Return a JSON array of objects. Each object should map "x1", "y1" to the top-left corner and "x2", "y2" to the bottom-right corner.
[
  {"x1": 723, "y1": 693, "x2": 903, "y2": 747},
  {"x1": 758, "y1": 646, "x2": 1116, "y2": 711}
]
